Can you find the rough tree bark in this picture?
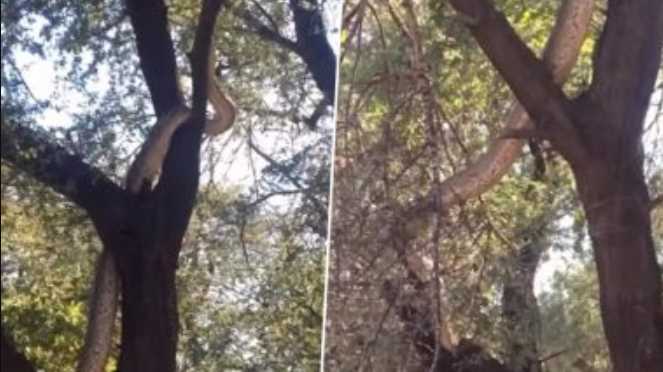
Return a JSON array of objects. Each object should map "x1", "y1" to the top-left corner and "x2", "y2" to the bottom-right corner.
[{"x1": 447, "y1": 0, "x2": 663, "y2": 371}]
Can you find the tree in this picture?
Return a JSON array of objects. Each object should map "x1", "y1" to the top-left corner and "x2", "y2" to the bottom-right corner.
[
  {"x1": 447, "y1": 1, "x2": 663, "y2": 370},
  {"x1": 1, "y1": 0, "x2": 336, "y2": 371},
  {"x1": 326, "y1": 0, "x2": 662, "y2": 371}
]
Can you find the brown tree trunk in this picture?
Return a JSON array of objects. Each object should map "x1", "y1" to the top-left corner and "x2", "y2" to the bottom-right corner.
[
  {"x1": 114, "y1": 1, "x2": 225, "y2": 370},
  {"x1": 573, "y1": 153, "x2": 663, "y2": 372},
  {"x1": 568, "y1": 1, "x2": 663, "y2": 368},
  {"x1": 114, "y1": 233, "x2": 182, "y2": 371}
]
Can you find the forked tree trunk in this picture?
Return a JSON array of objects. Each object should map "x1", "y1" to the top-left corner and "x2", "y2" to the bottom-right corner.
[
  {"x1": 446, "y1": 0, "x2": 663, "y2": 370},
  {"x1": 114, "y1": 0, "x2": 224, "y2": 370},
  {"x1": 568, "y1": 1, "x2": 663, "y2": 368}
]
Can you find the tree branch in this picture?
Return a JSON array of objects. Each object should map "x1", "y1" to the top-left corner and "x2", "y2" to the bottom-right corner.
[
  {"x1": 1, "y1": 121, "x2": 127, "y2": 241},
  {"x1": 124, "y1": 0, "x2": 226, "y2": 247},
  {"x1": 414, "y1": 0, "x2": 594, "y2": 214},
  {"x1": 247, "y1": 139, "x2": 327, "y2": 216},
  {"x1": 448, "y1": 0, "x2": 588, "y2": 165},
  {"x1": 125, "y1": 0, "x2": 183, "y2": 116},
  {"x1": 237, "y1": 9, "x2": 299, "y2": 53},
  {"x1": 190, "y1": 0, "x2": 227, "y2": 122},
  {"x1": 150, "y1": 0, "x2": 226, "y2": 248},
  {"x1": 290, "y1": 0, "x2": 337, "y2": 104},
  {"x1": 236, "y1": 1, "x2": 337, "y2": 105},
  {"x1": 590, "y1": 0, "x2": 663, "y2": 140}
]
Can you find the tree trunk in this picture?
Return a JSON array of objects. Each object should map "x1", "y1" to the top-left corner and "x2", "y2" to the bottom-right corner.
[
  {"x1": 113, "y1": 1, "x2": 224, "y2": 370},
  {"x1": 573, "y1": 154, "x2": 663, "y2": 372},
  {"x1": 569, "y1": 1, "x2": 663, "y2": 368},
  {"x1": 117, "y1": 250, "x2": 180, "y2": 371}
]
